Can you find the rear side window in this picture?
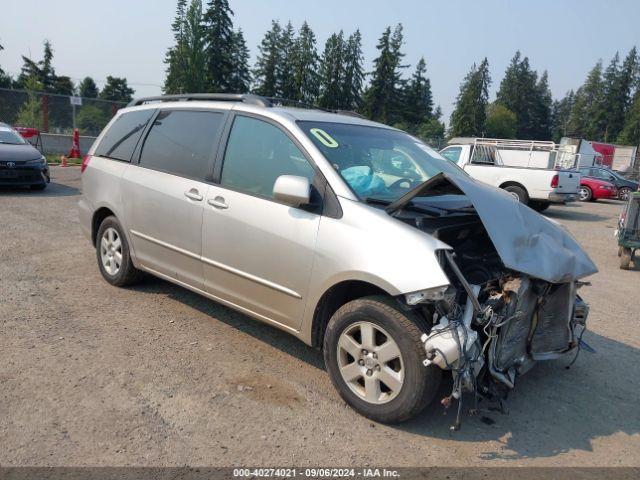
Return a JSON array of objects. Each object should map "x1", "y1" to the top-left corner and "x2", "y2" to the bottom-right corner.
[
  {"x1": 139, "y1": 110, "x2": 223, "y2": 180},
  {"x1": 220, "y1": 116, "x2": 315, "y2": 198},
  {"x1": 95, "y1": 109, "x2": 154, "y2": 161}
]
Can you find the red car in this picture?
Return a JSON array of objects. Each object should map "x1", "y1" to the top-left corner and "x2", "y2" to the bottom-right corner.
[{"x1": 578, "y1": 176, "x2": 618, "y2": 202}]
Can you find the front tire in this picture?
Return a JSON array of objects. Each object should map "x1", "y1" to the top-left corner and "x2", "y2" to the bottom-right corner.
[
  {"x1": 619, "y1": 187, "x2": 631, "y2": 201},
  {"x1": 620, "y1": 248, "x2": 633, "y2": 270},
  {"x1": 323, "y1": 296, "x2": 441, "y2": 424},
  {"x1": 96, "y1": 216, "x2": 143, "y2": 287}
]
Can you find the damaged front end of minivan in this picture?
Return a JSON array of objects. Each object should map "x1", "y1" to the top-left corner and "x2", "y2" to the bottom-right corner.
[{"x1": 389, "y1": 172, "x2": 598, "y2": 429}]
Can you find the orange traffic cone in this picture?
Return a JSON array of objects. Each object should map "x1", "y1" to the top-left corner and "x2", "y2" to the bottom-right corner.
[
  {"x1": 60, "y1": 155, "x2": 68, "y2": 167},
  {"x1": 68, "y1": 128, "x2": 81, "y2": 159}
]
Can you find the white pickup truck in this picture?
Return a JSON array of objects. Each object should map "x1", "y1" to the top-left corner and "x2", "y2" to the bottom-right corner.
[{"x1": 439, "y1": 139, "x2": 580, "y2": 211}]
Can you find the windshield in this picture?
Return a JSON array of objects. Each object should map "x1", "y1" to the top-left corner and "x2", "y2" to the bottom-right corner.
[
  {"x1": 298, "y1": 121, "x2": 464, "y2": 202},
  {"x1": 0, "y1": 127, "x2": 27, "y2": 145}
]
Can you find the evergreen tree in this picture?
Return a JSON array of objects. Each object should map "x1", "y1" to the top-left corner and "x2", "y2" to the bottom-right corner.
[
  {"x1": 550, "y1": 90, "x2": 575, "y2": 142},
  {"x1": 618, "y1": 89, "x2": 640, "y2": 145},
  {"x1": 163, "y1": 0, "x2": 189, "y2": 94},
  {"x1": 183, "y1": 0, "x2": 207, "y2": 92},
  {"x1": 203, "y1": 0, "x2": 235, "y2": 92},
  {"x1": 567, "y1": 61, "x2": 606, "y2": 140},
  {"x1": 603, "y1": 48, "x2": 639, "y2": 141},
  {"x1": 0, "y1": 42, "x2": 12, "y2": 88},
  {"x1": 100, "y1": 76, "x2": 134, "y2": 103},
  {"x1": 448, "y1": 58, "x2": 491, "y2": 137},
  {"x1": 277, "y1": 22, "x2": 297, "y2": 99},
  {"x1": 163, "y1": 0, "x2": 207, "y2": 94},
  {"x1": 228, "y1": 29, "x2": 251, "y2": 93},
  {"x1": 79, "y1": 77, "x2": 99, "y2": 98},
  {"x1": 253, "y1": 21, "x2": 282, "y2": 97},
  {"x1": 363, "y1": 24, "x2": 407, "y2": 123},
  {"x1": 17, "y1": 40, "x2": 57, "y2": 92},
  {"x1": 401, "y1": 57, "x2": 433, "y2": 129},
  {"x1": 496, "y1": 51, "x2": 545, "y2": 139},
  {"x1": 339, "y1": 30, "x2": 365, "y2": 110},
  {"x1": 318, "y1": 31, "x2": 345, "y2": 109},
  {"x1": 531, "y1": 70, "x2": 552, "y2": 139},
  {"x1": 293, "y1": 22, "x2": 320, "y2": 104}
]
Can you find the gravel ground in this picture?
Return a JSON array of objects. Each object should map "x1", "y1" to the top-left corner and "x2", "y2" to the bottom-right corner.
[{"x1": 1, "y1": 166, "x2": 638, "y2": 467}]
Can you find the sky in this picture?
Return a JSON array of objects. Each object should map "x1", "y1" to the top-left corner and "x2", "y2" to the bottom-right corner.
[{"x1": 1, "y1": 0, "x2": 639, "y2": 122}]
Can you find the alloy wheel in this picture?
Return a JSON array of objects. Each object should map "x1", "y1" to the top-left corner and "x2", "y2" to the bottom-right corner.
[
  {"x1": 578, "y1": 187, "x2": 590, "y2": 201},
  {"x1": 100, "y1": 227, "x2": 122, "y2": 276},
  {"x1": 336, "y1": 321, "x2": 404, "y2": 404}
]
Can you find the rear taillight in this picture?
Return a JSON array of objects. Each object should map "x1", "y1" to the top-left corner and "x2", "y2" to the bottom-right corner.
[
  {"x1": 550, "y1": 174, "x2": 559, "y2": 188},
  {"x1": 81, "y1": 155, "x2": 90, "y2": 173}
]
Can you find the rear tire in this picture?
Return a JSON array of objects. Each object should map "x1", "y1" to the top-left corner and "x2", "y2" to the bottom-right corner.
[
  {"x1": 530, "y1": 201, "x2": 550, "y2": 212},
  {"x1": 578, "y1": 186, "x2": 592, "y2": 202},
  {"x1": 96, "y1": 216, "x2": 143, "y2": 287},
  {"x1": 323, "y1": 296, "x2": 441, "y2": 424},
  {"x1": 620, "y1": 248, "x2": 633, "y2": 270},
  {"x1": 30, "y1": 183, "x2": 46, "y2": 191},
  {"x1": 503, "y1": 185, "x2": 529, "y2": 204}
]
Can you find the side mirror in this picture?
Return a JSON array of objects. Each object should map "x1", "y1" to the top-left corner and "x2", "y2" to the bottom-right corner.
[{"x1": 273, "y1": 175, "x2": 311, "y2": 207}]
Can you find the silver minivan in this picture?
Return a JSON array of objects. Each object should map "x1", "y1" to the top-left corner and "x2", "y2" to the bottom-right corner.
[{"x1": 80, "y1": 94, "x2": 597, "y2": 425}]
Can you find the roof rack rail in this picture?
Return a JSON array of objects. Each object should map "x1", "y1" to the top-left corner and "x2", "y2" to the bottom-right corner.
[
  {"x1": 264, "y1": 97, "x2": 328, "y2": 111},
  {"x1": 333, "y1": 110, "x2": 366, "y2": 119},
  {"x1": 127, "y1": 93, "x2": 271, "y2": 108}
]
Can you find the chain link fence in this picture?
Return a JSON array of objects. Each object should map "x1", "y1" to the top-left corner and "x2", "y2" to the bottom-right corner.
[{"x1": 0, "y1": 87, "x2": 126, "y2": 137}]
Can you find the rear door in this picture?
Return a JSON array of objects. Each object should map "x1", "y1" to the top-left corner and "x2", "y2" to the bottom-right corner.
[
  {"x1": 121, "y1": 109, "x2": 225, "y2": 290},
  {"x1": 201, "y1": 114, "x2": 321, "y2": 330}
]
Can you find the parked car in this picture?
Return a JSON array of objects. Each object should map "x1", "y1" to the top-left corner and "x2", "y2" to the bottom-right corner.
[
  {"x1": 578, "y1": 176, "x2": 617, "y2": 202},
  {"x1": 0, "y1": 122, "x2": 49, "y2": 189},
  {"x1": 578, "y1": 166, "x2": 639, "y2": 201},
  {"x1": 440, "y1": 139, "x2": 580, "y2": 212},
  {"x1": 79, "y1": 94, "x2": 597, "y2": 425}
]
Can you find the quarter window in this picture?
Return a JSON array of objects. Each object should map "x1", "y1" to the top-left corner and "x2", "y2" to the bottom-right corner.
[
  {"x1": 220, "y1": 116, "x2": 315, "y2": 198},
  {"x1": 95, "y1": 109, "x2": 154, "y2": 161},
  {"x1": 139, "y1": 110, "x2": 223, "y2": 180}
]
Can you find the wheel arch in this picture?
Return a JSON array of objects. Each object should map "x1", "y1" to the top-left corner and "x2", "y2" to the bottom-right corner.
[
  {"x1": 499, "y1": 180, "x2": 529, "y2": 194},
  {"x1": 91, "y1": 207, "x2": 116, "y2": 247},
  {"x1": 310, "y1": 279, "x2": 394, "y2": 349}
]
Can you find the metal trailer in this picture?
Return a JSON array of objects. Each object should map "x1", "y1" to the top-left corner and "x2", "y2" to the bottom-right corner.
[{"x1": 617, "y1": 192, "x2": 640, "y2": 270}]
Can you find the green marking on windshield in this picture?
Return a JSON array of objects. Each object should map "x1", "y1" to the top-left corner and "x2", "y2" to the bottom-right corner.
[{"x1": 310, "y1": 128, "x2": 339, "y2": 148}]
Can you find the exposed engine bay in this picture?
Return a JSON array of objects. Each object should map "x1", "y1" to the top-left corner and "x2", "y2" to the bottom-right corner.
[{"x1": 390, "y1": 174, "x2": 595, "y2": 430}]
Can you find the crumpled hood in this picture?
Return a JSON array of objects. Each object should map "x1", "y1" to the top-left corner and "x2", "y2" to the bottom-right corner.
[{"x1": 389, "y1": 172, "x2": 598, "y2": 283}]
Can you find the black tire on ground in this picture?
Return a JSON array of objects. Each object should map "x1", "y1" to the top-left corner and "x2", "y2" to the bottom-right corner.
[
  {"x1": 503, "y1": 185, "x2": 529, "y2": 204},
  {"x1": 96, "y1": 215, "x2": 144, "y2": 287},
  {"x1": 30, "y1": 183, "x2": 46, "y2": 191},
  {"x1": 620, "y1": 248, "x2": 633, "y2": 270},
  {"x1": 619, "y1": 187, "x2": 632, "y2": 201},
  {"x1": 578, "y1": 186, "x2": 592, "y2": 202},
  {"x1": 323, "y1": 295, "x2": 441, "y2": 424},
  {"x1": 530, "y1": 201, "x2": 550, "y2": 212}
]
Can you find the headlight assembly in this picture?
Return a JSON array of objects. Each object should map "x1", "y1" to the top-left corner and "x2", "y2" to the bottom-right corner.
[{"x1": 405, "y1": 285, "x2": 449, "y2": 305}]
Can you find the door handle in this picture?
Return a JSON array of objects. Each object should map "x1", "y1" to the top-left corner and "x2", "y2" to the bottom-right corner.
[
  {"x1": 184, "y1": 189, "x2": 203, "y2": 201},
  {"x1": 208, "y1": 196, "x2": 228, "y2": 209}
]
